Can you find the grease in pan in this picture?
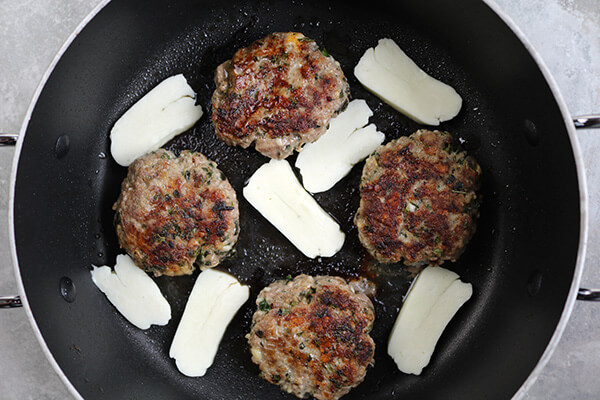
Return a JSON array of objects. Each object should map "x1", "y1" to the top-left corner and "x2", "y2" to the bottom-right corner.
[{"x1": 103, "y1": 29, "x2": 481, "y2": 397}]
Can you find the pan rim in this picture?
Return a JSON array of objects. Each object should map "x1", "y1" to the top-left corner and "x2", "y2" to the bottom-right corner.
[
  {"x1": 7, "y1": 1, "x2": 112, "y2": 399},
  {"x1": 7, "y1": 1, "x2": 589, "y2": 399},
  {"x1": 479, "y1": 0, "x2": 589, "y2": 398}
]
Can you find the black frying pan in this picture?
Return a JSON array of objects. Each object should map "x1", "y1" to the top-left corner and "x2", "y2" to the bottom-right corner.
[{"x1": 9, "y1": 0, "x2": 588, "y2": 399}]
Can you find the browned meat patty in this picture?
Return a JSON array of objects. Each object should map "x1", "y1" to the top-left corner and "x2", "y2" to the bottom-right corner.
[
  {"x1": 212, "y1": 32, "x2": 350, "y2": 159},
  {"x1": 355, "y1": 130, "x2": 482, "y2": 266},
  {"x1": 113, "y1": 149, "x2": 239, "y2": 277},
  {"x1": 247, "y1": 274, "x2": 375, "y2": 400}
]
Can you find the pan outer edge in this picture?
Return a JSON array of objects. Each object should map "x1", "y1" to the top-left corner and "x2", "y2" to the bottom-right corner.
[
  {"x1": 7, "y1": 1, "x2": 589, "y2": 399},
  {"x1": 7, "y1": 1, "x2": 112, "y2": 399},
  {"x1": 482, "y1": 0, "x2": 589, "y2": 398}
]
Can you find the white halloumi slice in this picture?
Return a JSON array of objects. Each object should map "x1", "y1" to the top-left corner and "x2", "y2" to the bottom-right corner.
[
  {"x1": 110, "y1": 74, "x2": 203, "y2": 166},
  {"x1": 296, "y1": 99, "x2": 385, "y2": 193},
  {"x1": 90, "y1": 254, "x2": 171, "y2": 330},
  {"x1": 243, "y1": 159, "x2": 345, "y2": 258},
  {"x1": 169, "y1": 269, "x2": 249, "y2": 377},
  {"x1": 388, "y1": 266, "x2": 472, "y2": 375},
  {"x1": 354, "y1": 38, "x2": 462, "y2": 125}
]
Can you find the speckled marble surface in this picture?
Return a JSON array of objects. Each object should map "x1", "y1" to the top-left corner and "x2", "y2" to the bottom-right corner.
[{"x1": 1, "y1": 1, "x2": 599, "y2": 399}]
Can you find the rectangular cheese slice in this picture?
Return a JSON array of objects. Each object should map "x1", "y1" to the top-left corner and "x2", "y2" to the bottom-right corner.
[
  {"x1": 354, "y1": 38, "x2": 462, "y2": 125},
  {"x1": 110, "y1": 74, "x2": 203, "y2": 166},
  {"x1": 169, "y1": 269, "x2": 249, "y2": 377},
  {"x1": 296, "y1": 99, "x2": 385, "y2": 193},
  {"x1": 388, "y1": 266, "x2": 472, "y2": 375},
  {"x1": 91, "y1": 254, "x2": 171, "y2": 330},
  {"x1": 243, "y1": 159, "x2": 345, "y2": 258}
]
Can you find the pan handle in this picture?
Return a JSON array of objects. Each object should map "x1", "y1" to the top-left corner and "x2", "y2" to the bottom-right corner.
[
  {"x1": 0, "y1": 296, "x2": 22, "y2": 308},
  {"x1": 573, "y1": 115, "x2": 600, "y2": 129},
  {"x1": 574, "y1": 115, "x2": 600, "y2": 300},
  {"x1": 0, "y1": 133, "x2": 18, "y2": 146},
  {"x1": 577, "y1": 289, "x2": 600, "y2": 301},
  {"x1": 1, "y1": 134, "x2": 19, "y2": 309}
]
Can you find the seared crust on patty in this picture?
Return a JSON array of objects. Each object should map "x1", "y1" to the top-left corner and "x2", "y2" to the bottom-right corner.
[
  {"x1": 247, "y1": 274, "x2": 375, "y2": 400},
  {"x1": 355, "y1": 130, "x2": 482, "y2": 266},
  {"x1": 113, "y1": 149, "x2": 239, "y2": 277},
  {"x1": 212, "y1": 32, "x2": 350, "y2": 159}
]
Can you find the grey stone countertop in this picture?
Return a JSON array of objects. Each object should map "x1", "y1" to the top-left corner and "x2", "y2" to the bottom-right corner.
[{"x1": 1, "y1": 0, "x2": 599, "y2": 399}]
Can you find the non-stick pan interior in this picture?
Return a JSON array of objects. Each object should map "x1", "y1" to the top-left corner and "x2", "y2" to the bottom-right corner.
[{"x1": 14, "y1": 0, "x2": 580, "y2": 399}]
